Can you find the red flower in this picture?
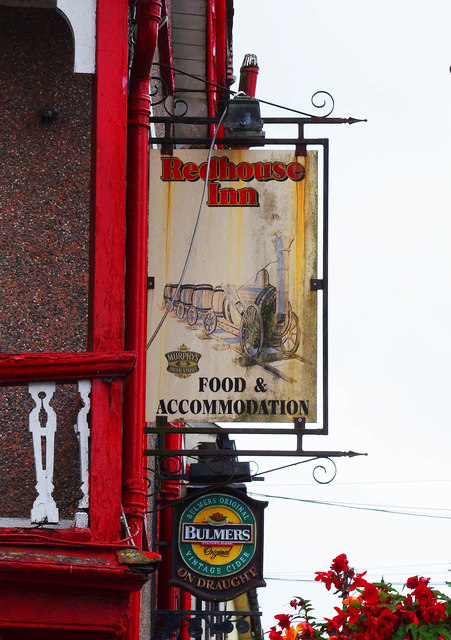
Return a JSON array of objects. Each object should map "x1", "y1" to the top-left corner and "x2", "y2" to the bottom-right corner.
[
  {"x1": 298, "y1": 622, "x2": 316, "y2": 638},
  {"x1": 361, "y1": 604, "x2": 379, "y2": 619},
  {"x1": 347, "y1": 606, "x2": 361, "y2": 626},
  {"x1": 362, "y1": 584, "x2": 380, "y2": 605},
  {"x1": 407, "y1": 576, "x2": 429, "y2": 589},
  {"x1": 315, "y1": 570, "x2": 341, "y2": 592},
  {"x1": 413, "y1": 583, "x2": 433, "y2": 606},
  {"x1": 331, "y1": 554, "x2": 349, "y2": 573},
  {"x1": 274, "y1": 614, "x2": 291, "y2": 630},
  {"x1": 406, "y1": 577, "x2": 419, "y2": 589},
  {"x1": 396, "y1": 605, "x2": 418, "y2": 625},
  {"x1": 267, "y1": 558, "x2": 450, "y2": 640},
  {"x1": 326, "y1": 607, "x2": 349, "y2": 632},
  {"x1": 349, "y1": 571, "x2": 368, "y2": 590},
  {"x1": 350, "y1": 633, "x2": 370, "y2": 640},
  {"x1": 376, "y1": 608, "x2": 399, "y2": 632},
  {"x1": 421, "y1": 602, "x2": 446, "y2": 624}
]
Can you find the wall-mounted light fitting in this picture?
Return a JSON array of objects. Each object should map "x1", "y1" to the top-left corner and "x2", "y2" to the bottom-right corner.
[{"x1": 222, "y1": 93, "x2": 265, "y2": 145}]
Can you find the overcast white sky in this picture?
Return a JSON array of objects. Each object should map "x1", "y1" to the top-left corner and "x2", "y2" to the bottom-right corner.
[{"x1": 230, "y1": 0, "x2": 451, "y2": 630}]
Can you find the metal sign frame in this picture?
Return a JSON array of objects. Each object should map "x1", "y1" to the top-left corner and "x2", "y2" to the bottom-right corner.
[{"x1": 145, "y1": 109, "x2": 366, "y2": 460}]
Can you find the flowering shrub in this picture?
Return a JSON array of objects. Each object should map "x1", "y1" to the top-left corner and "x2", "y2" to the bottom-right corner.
[{"x1": 268, "y1": 554, "x2": 451, "y2": 640}]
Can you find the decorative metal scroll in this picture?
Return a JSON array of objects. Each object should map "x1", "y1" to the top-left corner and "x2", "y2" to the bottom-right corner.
[
  {"x1": 153, "y1": 609, "x2": 261, "y2": 640},
  {"x1": 150, "y1": 76, "x2": 189, "y2": 117},
  {"x1": 149, "y1": 62, "x2": 338, "y2": 119}
]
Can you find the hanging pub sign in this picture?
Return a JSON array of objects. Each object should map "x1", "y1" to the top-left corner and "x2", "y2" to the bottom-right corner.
[
  {"x1": 170, "y1": 488, "x2": 267, "y2": 601},
  {"x1": 146, "y1": 149, "x2": 318, "y2": 423}
]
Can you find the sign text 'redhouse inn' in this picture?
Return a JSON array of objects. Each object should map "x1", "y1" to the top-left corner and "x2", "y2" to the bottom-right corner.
[{"x1": 161, "y1": 156, "x2": 306, "y2": 207}]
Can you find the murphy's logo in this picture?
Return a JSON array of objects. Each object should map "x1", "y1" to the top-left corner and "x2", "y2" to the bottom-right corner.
[
  {"x1": 160, "y1": 155, "x2": 305, "y2": 207},
  {"x1": 165, "y1": 344, "x2": 201, "y2": 379}
]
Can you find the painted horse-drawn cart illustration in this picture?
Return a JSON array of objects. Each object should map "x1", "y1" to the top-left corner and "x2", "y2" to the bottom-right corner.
[{"x1": 163, "y1": 235, "x2": 301, "y2": 361}]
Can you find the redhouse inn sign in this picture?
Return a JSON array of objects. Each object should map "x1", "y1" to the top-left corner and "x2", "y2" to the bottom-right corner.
[{"x1": 146, "y1": 149, "x2": 318, "y2": 424}]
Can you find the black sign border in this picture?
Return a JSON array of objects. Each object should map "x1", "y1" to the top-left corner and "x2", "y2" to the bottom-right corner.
[{"x1": 169, "y1": 486, "x2": 267, "y2": 601}]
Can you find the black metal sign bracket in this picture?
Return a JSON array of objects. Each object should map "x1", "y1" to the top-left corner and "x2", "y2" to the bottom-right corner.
[
  {"x1": 144, "y1": 416, "x2": 366, "y2": 459},
  {"x1": 145, "y1": 94, "x2": 367, "y2": 463}
]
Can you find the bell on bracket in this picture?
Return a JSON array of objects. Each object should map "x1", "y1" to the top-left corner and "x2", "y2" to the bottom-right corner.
[{"x1": 222, "y1": 93, "x2": 265, "y2": 146}]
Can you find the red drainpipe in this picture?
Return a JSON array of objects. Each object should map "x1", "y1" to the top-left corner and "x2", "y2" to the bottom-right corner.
[
  {"x1": 124, "y1": 0, "x2": 162, "y2": 637},
  {"x1": 124, "y1": 0, "x2": 162, "y2": 547},
  {"x1": 156, "y1": 421, "x2": 182, "y2": 612},
  {"x1": 215, "y1": 0, "x2": 227, "y2": 91}
]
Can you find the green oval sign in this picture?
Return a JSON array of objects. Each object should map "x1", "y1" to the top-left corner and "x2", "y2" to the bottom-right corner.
[{"x1": 179, "y1": 493, "x2": 256, "y2": 577}]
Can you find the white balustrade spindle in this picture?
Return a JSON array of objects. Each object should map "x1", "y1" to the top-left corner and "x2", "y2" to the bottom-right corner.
[
  {"x1": 28, "y1": 382, "x2": 59, "y2": 524},
  {"x1": 74, "y1": 379, "x2": 91, "y2": 528}
]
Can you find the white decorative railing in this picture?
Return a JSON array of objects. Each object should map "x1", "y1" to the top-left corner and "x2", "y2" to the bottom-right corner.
[{"x1": 27, "y1": 379, "x2": 91, "y2": 527}]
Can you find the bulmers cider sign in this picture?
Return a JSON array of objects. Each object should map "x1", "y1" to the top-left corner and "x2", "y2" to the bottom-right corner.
[
  {"x1": 170, "y1": 489, "x2": 267, "y2": 601},
  {"x1": 146, "y1": 149, "x2": 318, "y2": 423}
]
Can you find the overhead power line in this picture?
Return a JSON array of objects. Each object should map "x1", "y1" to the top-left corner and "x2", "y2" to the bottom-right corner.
[
  {"x1": 263, "y1": 577, "x2": 451, "y2": 587},
  {"x1": 248, "y1": 492, "x2": 451, "y2": 520},
  {"x1": 263, "y1": 479, "x2": 451, "y2": 487}
]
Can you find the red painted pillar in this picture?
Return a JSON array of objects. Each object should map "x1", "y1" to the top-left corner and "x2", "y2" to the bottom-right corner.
[{"x1": 89, "y1": 0, "x2": 129, "y2": 543}]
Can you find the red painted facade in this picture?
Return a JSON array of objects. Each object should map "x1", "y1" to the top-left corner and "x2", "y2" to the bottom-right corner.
[
  {"x1": 0, "y1": 1, "x2": 158, "y2": 637},
  {"x1": 0, "y1": 0, "x2": 233, "y2": 637}
]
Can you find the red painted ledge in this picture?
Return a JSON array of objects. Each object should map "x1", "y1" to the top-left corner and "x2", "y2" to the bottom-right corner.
[
  {"x1": 0, "y1": 351, "x2": 136, "y2": 384},
  {"x1": 0, "y1": 543, "x2": 160, "y2": 592}
]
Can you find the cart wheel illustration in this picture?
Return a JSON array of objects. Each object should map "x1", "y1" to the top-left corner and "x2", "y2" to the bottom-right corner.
[
  {"x1": 187, "y1": 306, "x2": 198, "y2": 326},
  {"x1": 280, "y1": 311, "x2": 301, "y2": 355},
  {"x1": 240, "y1": 304, "x2": 264, "y2": 358},
  {"x1": 204, "y1": 311, "x2": 217, "y2": 334},
  {"x1": 223, "y1": 298, "x2": 233, "y2": 323},
  {"x1": 176, "y1": 303, "x2": 185, "y2": 319}
]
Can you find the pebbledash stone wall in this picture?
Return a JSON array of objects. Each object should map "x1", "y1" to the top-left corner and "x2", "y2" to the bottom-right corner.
[{"x1": 0, "y1": 7, "x2": 92, "y2": 523}]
